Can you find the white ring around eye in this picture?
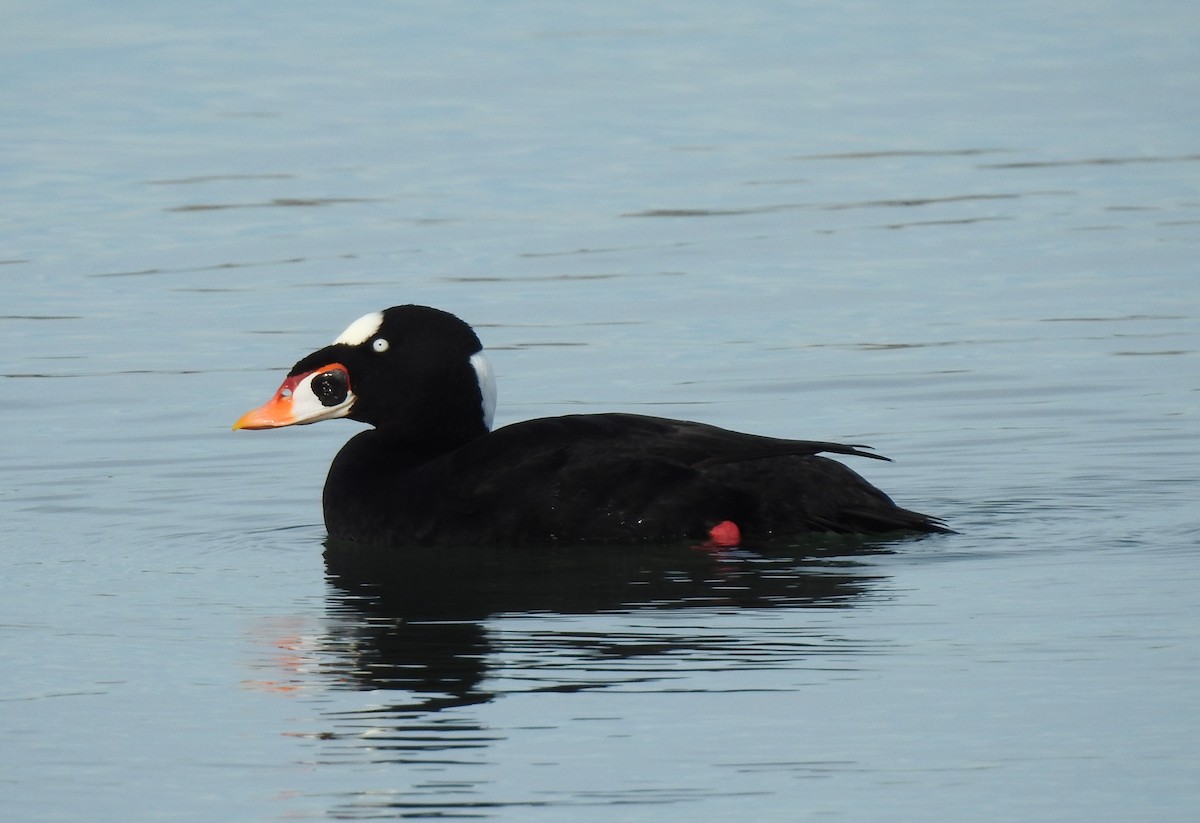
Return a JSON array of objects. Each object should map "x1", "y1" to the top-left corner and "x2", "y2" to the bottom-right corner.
[{"x1": 372, "y1": 338, "x2": 389, "y2": 353}]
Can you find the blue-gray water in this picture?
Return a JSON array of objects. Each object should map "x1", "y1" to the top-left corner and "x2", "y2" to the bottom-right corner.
[{"x1": 4, "y1": 2, "x2": 1199, "y2": 820}]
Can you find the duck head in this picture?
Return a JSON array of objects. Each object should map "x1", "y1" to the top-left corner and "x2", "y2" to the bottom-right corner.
[{"x1": 234, "y1": 305, "x2": 496, "y2": 445}]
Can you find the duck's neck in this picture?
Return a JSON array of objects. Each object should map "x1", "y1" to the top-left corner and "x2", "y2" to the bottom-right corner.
[
  {"x1": 339, "y1": 417, "x2": 484, "y2": 476},
  {"x1": 322, "y1": 425, "x2": 487, "y2": 543}
]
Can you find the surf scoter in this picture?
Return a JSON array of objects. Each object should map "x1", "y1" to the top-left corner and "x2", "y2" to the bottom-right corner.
[{"x1": 234, "y1": 305, "x2": 949, "y2": 546}]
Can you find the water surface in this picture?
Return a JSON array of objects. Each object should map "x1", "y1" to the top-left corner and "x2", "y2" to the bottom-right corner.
[{"x1": 3, "y1": 2, "x2": 1199, "y2": 821}]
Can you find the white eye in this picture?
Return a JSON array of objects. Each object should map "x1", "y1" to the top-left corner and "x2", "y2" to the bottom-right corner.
[{"x1": 372, "y1": 338, "x2": 389, "y2": 353}]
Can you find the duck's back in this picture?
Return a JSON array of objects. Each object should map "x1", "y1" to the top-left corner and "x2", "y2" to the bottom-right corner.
[{"x1": 323, "y1": 413, "x2": 947, "y2": 547}]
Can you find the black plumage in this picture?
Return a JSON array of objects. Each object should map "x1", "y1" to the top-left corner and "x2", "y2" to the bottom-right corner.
[{"x1": 236, "y1": 305, "x2": 950, "y2": 547}]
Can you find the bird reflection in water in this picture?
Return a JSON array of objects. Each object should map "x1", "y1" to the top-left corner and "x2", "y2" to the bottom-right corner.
[
  {"x1": 242, "y1": 535, "x2": 920, "y2": 817},
  {"x1": 314, "y1": 537, "x2": 898, "y2": 709}
]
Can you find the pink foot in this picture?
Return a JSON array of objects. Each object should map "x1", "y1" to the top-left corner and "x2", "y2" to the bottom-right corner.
[{"x1": 706, "y1": 520, "x2": 741, "y2": 548}]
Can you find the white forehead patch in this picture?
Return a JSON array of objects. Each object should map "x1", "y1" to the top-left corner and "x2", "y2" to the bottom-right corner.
[
  {"x1": 333, "y1": 311, "x2": 384, "y2": 346},
  {"x1": 470, "y1": 352, "x2": 497, "y2": 431}
]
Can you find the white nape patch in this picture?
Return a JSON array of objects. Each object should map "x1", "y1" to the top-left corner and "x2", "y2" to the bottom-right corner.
[
  {"x1": 333, "y1": 311, "x2": 384, "y2": 346},
  {"x1": 470, "y1": 351, "x2": 497, "y2": 431}
]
